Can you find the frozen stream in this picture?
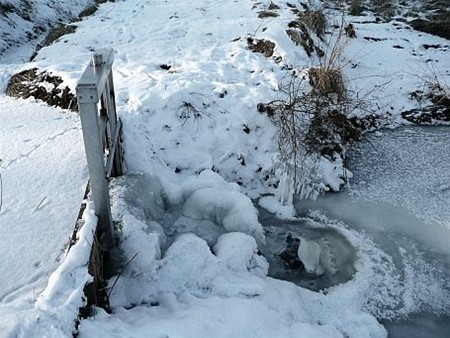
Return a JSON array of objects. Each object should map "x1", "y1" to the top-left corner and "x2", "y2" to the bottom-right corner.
[
  {"x1": 295, "y1": 126, "x2": 450, "y2": 337},
  {"x1": 114, "y1": 126, "x2": 449, "y2": 338}
]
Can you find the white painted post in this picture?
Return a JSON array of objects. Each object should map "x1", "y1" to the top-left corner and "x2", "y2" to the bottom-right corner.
[{"x1": 76, "y1": 49, "x2": 122, "y2": 249}]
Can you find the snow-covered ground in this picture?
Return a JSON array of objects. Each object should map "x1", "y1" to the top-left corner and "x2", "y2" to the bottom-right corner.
[
  {"x1": 0, "y1": 0, "x2": 449, "y2": 337},
  {"x1": 0, "y1": 96, "x2": 87, "y2": 301}
]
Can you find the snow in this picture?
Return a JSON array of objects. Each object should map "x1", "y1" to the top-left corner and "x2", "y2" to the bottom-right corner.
[
  {"x1": 0, "y1": 202, "x2": 97, "y2": 337},
  {"x1": 80, "y1": 231, "x2": 387, "y2": 338},
  {"x1": 0, "y1": 96, "x2": 87, "y2": 302},
  {"x1": 0, "y1": 0, "x2": 449, "y2": 337}
]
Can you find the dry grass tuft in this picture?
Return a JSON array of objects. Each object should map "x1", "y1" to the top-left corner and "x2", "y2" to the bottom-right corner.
[{"x1": 309, "y1": 67, "x2": 346, "y2": 101}]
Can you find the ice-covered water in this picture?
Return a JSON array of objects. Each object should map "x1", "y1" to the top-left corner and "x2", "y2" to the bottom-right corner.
[
  {"x1": 296, "y1": 126, "x2": 450, "y2": 337},
  {"x1": 258, "y1": 206, "x2": 358, "y2": 291}
]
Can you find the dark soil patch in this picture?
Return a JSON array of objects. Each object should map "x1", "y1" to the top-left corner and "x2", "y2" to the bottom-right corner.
[
  {"x1": 401, "y1": 107, "x2": 450, "y2": 124},
  {"x1": 41, "y1": 23, "x2": 77, "y2": 47},
  {"x1": 409, "y1": 19, "x2": 450, "y2": 40},
  {"x1": 30, "y1": 23, "x2": 77, "y2": 61},
  {"x1": 406, "y1": 88, "x2": 450, "y2": 124},
  {"x1": 0, "y1": 3, "x2": 15, "y2": 16},
  {"x1": 286, "y1": 23, "x2": 316, "y2": 57},
  {"x1": 258, "y1": 10, "x2": 279, "y2": 19},
  {"x1": 247, "y1": 37, "x2": 276, "y2": 57},
  {"x1": 160, "y1": 64, "x2": 172, "y2": 70},
  {"x1": 298, "y1": 11, "x2": 327, "y2": 37},
  {"x1": 422, "y1": 44, "x2": 444, "y2": 50},
  {"x1": 5, "y1": 68, "x2": 77, "y2": 111},
  {"x1": 78, "y1": 4, "x2": 99, "y2": 19},
  {"x1": 268, "y1": 2, "x2": 280, "y2": 10},
  {"x1": 363, "y1": 36, "x2": 387, "y2": 42}
]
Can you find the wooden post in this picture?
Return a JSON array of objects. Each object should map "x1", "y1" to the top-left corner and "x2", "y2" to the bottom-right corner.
[{"x1": 76, "y1": 49, "x2": 122, "y2": 249}]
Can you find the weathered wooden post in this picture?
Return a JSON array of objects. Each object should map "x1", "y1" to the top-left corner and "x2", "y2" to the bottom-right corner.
[{"x1": 76, "y1": 49, "x2": 123, "y2": 249}]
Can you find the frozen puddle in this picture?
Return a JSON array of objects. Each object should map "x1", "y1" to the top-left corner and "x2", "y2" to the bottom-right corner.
[{"x1": 258, "y1": 207, "x2": 357, "y2": 291}]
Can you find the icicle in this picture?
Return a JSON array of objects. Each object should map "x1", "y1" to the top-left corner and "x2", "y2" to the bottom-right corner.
[{"x1": 275, "y1": 172, "x2": 294, "y2": 206}]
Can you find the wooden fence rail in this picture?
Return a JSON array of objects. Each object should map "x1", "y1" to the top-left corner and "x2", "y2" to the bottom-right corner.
[{"x1": 76, "y1": 48, "x2": 123, "y2": 250}]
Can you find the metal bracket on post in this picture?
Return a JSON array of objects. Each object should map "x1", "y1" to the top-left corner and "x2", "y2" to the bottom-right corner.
[{"x1": 76, "y1": 48, "x2": 123, "y2": 249}]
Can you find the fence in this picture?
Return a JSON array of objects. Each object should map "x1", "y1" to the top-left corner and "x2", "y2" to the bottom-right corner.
[{"x1": 76, "y1": 48, "x2": 123, "y2": 250}]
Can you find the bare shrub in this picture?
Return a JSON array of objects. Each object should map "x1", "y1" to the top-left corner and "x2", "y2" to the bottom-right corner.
[
  {"x1": 259, "y1": 23, "x2": 373, "y2": 198},
  {"x1": 259, "y1": 18, "x2": 386, "y2": 199},
  {"x1": 259, "y1": 69, "x2": 371, "y2": 199},
  {"x1": 179, "y1": 101, "x2": 213, "y2": 126},
  {"x1": 308, "y1": 21, "x2": 351, "y2": 101}
]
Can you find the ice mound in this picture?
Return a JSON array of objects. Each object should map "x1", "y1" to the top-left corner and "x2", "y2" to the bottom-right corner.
[
  {"x1": 214, "y1": 232, "x2": 269, "y2": 278},
  {"x1": 297, "y1": 236, "x2": 339, "y2": 276},
  {"x1": 182, "y1": 187, "x2": 265, "y2": 245}
]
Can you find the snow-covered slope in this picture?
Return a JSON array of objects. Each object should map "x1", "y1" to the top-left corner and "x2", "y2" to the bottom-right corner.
[{"x1": 0, "y1": 0, "x2": 94, "y2": 57}]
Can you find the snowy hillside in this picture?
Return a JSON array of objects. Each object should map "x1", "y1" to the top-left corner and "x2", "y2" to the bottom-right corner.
[
  {"x1": 0, "y1": 0, "x2": 94, "y2": 57},
  {"x1": 0, "y1": 0, "x2": 449, "y2": 337}
]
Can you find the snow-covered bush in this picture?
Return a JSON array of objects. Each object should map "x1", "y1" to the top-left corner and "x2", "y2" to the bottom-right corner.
[{"x1": 258, "y1": 22, "x2": 372, "y2": 201}]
